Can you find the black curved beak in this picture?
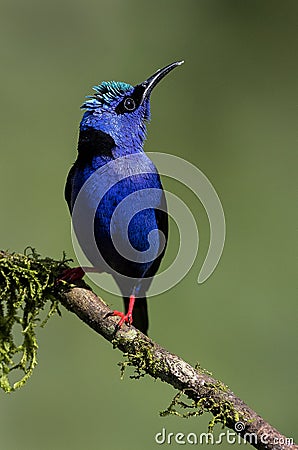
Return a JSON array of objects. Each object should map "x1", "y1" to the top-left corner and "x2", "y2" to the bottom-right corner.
[{"x1": 137, "y1": 60, "x2": 184, "y2": 103}]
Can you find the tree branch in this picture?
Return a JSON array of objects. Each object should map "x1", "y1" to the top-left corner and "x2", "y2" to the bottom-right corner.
[
  {"x1": 0, "y1": 250, "x2": 295, "y2": 449},
  {"x1": 60, "y1": 285, "x2": 296, "y2": 450}
]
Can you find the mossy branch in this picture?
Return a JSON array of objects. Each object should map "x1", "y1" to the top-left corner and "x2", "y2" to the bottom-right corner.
[{"x1": 0, "y1": 250, "x2": 296, "y2": 450}]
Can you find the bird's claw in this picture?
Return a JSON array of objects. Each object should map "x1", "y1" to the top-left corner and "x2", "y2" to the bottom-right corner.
[{"x1": 105, "y1": 310, "x2": 133, "y2": 332}]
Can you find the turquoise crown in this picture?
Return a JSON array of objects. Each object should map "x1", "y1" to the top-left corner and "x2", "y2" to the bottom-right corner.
[{"x1": 82, "y1": 81, "x2": 133, "y2": 109}]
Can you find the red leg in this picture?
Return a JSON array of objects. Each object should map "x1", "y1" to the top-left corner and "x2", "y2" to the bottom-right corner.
[
  {"x1": 58, "y1": 266, "x2": 102, "y2": 283},
  {"x1": 106, "y1": 295, "x2": 136, "y2": 330}
]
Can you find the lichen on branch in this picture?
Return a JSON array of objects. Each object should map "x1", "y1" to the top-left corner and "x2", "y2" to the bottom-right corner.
[{"x1": 0, "y1": 248, "x2": 69, "y2": 392}]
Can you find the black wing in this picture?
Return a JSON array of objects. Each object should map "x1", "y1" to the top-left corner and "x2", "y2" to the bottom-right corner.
[
  {"x1": 64, "y1": 164, "x2": 76, "y2": 213},
  {"x1": 146, "y1": 189, "x2": 168, "y2": 278}
]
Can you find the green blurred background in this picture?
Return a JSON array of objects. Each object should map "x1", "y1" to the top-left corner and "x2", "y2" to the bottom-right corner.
[{"x1": 0, "y1": 0, "x2": 297, "y2": 449}]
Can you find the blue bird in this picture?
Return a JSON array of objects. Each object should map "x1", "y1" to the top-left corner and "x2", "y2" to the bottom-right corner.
[{"x1": 63, "y1": 61, "x2": 183, "y2": 334}]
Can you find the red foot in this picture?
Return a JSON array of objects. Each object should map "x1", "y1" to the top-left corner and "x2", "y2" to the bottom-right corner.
[
  {"x1": 58, "y1": 267, "x2": 85, "y2": 283},
  {"x1": 58, "y1": 266, "x2": 103, "y2": 283},
  {"x1": 107, "y1": 295, "x2": 136, "y2": 331}
]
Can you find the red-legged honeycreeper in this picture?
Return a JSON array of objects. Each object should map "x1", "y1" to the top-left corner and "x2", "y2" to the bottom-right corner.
[{"x1": 63, "y1": 61, "x2": 184, "y2": 335}]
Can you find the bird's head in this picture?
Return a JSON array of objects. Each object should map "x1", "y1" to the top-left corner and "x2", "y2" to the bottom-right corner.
[{"x1": 80, "y1": 61, "x2": 184, "y2": 151}]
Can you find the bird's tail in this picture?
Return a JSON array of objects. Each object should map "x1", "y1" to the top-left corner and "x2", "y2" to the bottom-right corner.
[{"x1": 123, "y1": 296, "x2": 148, "y2": 335}]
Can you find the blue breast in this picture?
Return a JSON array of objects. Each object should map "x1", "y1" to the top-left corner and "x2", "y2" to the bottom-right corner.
[{"x1": 69, "y1": 151, "x2": 165, "y2": 285}]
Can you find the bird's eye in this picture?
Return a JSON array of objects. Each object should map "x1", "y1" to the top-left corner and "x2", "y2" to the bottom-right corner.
[{"x1": 123, "y1": 97, "x2": 136, "y2": 111}]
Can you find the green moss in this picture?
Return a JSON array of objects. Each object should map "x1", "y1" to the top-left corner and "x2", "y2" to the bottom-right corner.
[
  {"x1": 116, "y1": 336, "x2": 170, "y2": 382},
  {"x1": 160, "y1": 382, "x2": 241, "y2": 433},
  {"x1": 0, "y1": 248, "x2": 69, "y2": 392},
  {"x1": 160, "y1": 391, "x2": 204, "y2": 419},
  {"x1": 117, "y1": 339, "x2": 241, "y2": 433}
]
